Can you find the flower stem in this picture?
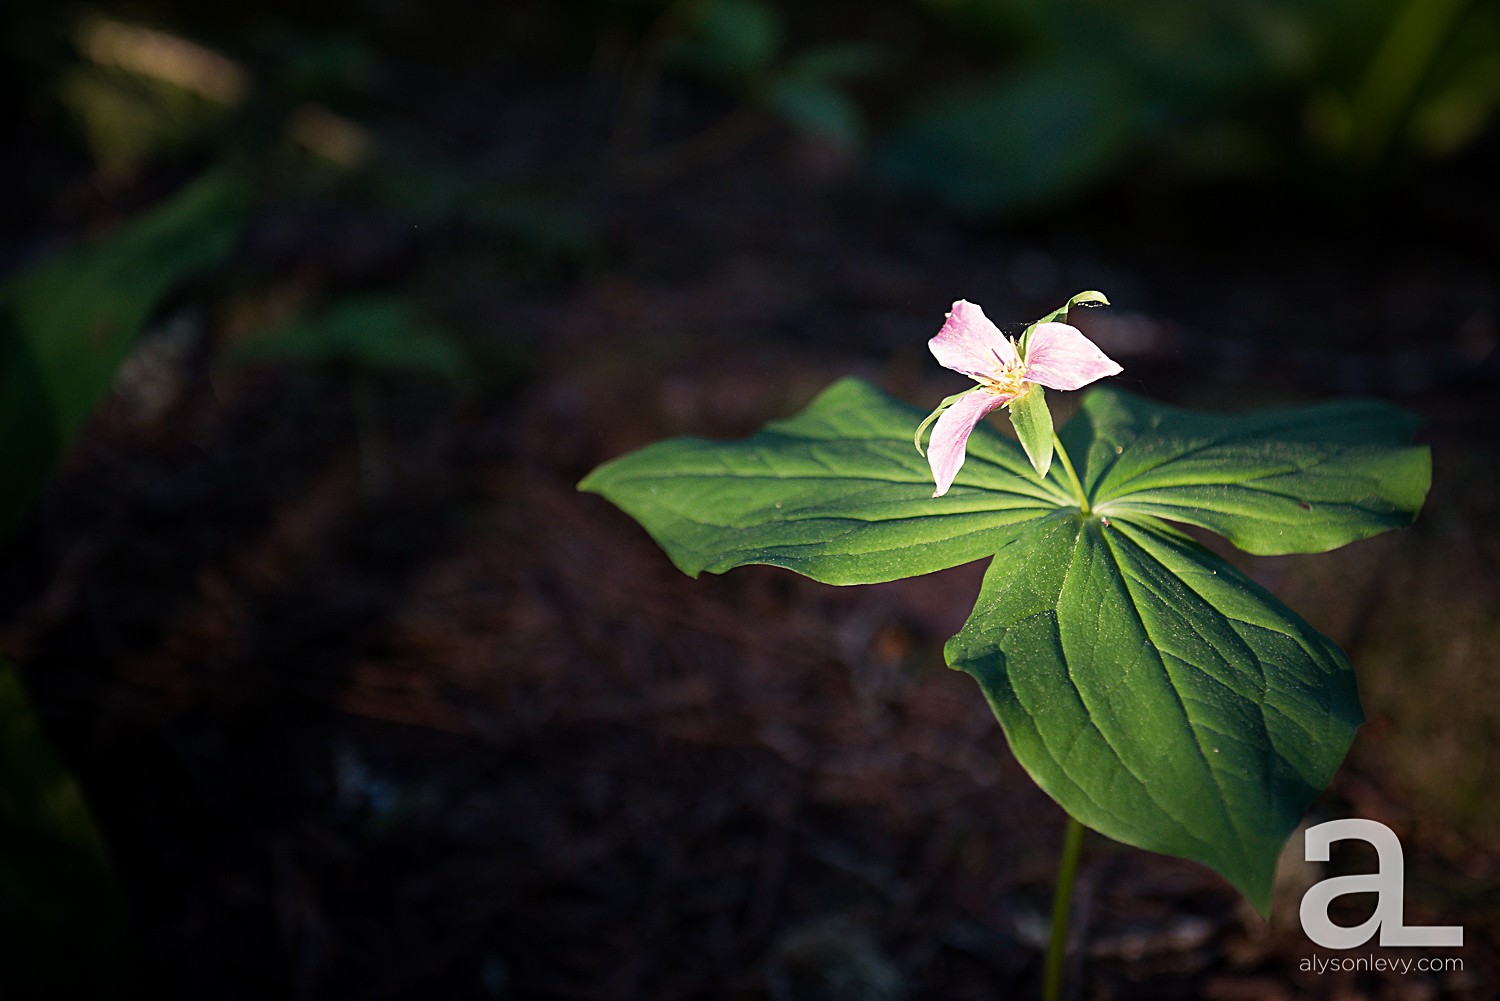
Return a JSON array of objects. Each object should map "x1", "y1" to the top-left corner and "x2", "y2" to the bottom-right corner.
[
  {"x1": 1043, "y1": 815, "x2": 1086, "y2": 1001},
  {"x1": 1051, "y1": 434, "x2": 1089, "y2": 514}
]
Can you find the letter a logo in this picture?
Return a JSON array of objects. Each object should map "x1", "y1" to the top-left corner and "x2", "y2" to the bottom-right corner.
[{"x1": 1300, "y1": 819, "x2": 1462, "y2": 948}]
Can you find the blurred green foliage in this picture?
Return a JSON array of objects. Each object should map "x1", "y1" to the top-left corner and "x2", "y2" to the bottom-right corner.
[
  {"x1": 672, "y1": 0, "x2": 877, "y2": 141},
  {"x1": 228, "y1": 295, "x2": 470, "y2": 384},
  {"x1": 880, "y1": 0, "x2": 1500, "y2": 214},
  {"x1": 879, "y1": 60, "x2": 1139, "y2": 218},
  {"x1": 553, "y1": 0, "x2": 1500, "y2": 213},
  {"x1": 560, "y1": 0, "x2": 1500, "y2": 214},
  {"x1": 768, "y1": 44, "x2": 885, "y2": 145},
  {"x1": 358, "y1": 152, "x2": 597, "y2": 286},
  {"x1": 0, "y1": 169, "x2": 251, "y2": 538},
  {"x1": 1, "y1": 659, "x2": 129, "y2": 998},
  {"x1": 614, "y1": 0, "x2": 883, "y2": 151},
  {"x1": 672, "y1": 0, "x2": 785, "y2": 87},
  {"x1": 0, "y1": 168, "x2": 251, "y2": 999},
  {"x1": 16, "y1": 0, "x2": 1498, "y2": 221}
]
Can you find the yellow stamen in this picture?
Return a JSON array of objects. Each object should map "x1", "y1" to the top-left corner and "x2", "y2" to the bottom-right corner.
[{"x1": 978, "y1": 346, "x2": 1030, "y2": 400}]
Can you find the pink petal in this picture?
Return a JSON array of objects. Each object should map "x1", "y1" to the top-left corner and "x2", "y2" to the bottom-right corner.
[
  {"x1": 1021, "y1": 322, "x2": 1123, "y2": 391},
  {"x1": 927, "y1": 388, "x2": 1009, "y2": 497},
  {"x1": 929, "y1": 300, "x2": 1019, "y2": 382}
]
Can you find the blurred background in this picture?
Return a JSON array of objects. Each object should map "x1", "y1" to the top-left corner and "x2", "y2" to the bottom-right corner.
[{"x1": 1, "y1": 0, "x2": 1498, "y2": 998}]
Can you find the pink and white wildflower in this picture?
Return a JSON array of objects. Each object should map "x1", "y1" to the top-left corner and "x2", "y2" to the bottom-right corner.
[{"x1": 923, "y1": 299, "x2": 1122, "y2": 497}]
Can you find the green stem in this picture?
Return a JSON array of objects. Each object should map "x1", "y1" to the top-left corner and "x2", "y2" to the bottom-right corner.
[
  {"x1": 1052, "y1": 433, "x2": 1089, "y2": 514},
  {"x1": 1043, "y1": 815, "x2": 1086, "y2": 1001}
]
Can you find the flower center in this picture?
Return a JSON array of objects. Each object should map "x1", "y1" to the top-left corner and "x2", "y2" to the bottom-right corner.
[{"x1": 979, "y1": 355, "x2": 1029, "y2": 400}]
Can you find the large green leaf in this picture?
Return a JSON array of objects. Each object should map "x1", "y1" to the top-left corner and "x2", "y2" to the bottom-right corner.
[
  {"x1": 1069, "y1": 388, "x2": 1431, "y2": 555},
  {"x1": 946, "y1": 513, "x2": 1360, "y2": 911},
  {"x1": 581, "y1": 379, "x2": 1073, "y2": 585},
  {"x1": 581, "y1": 377, "x2": 1428, "y2": 910}
]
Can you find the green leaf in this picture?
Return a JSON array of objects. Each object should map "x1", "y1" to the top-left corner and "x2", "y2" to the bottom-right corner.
[
  {"x1": 945, "y1": 513, "x2": 1361, "y2": 913},
  {"x1": 0, "y1": 168, "x2": 251, "y2": 538},
  {"x1": 1068, "y1": 388, "x2": 1432, "y2": 555},
  {"x1": 581, "y1": 378, "x2": 1428, "y2": 908},
  {"x1": 581, "y1": 378, "x2": 1071, "y2": 585},
  {"x1": 1007, "y1": 385, "x2": 1054, "y2": 477}
]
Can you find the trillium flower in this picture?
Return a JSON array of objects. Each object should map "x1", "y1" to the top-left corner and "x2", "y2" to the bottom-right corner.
[{"x1": 918, "y1": 299, "x2": 1122, "y2": 497}]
